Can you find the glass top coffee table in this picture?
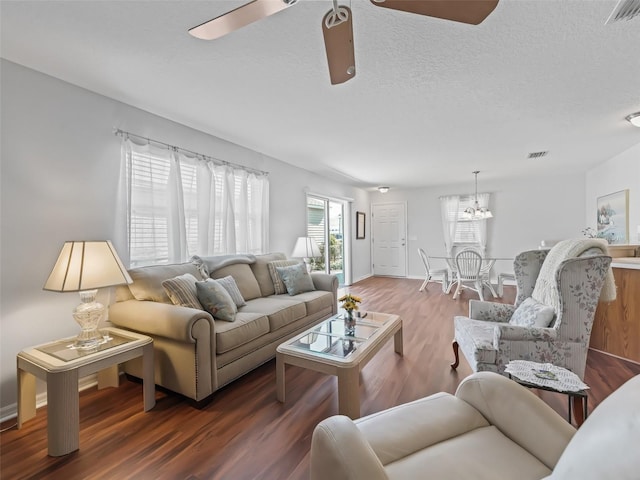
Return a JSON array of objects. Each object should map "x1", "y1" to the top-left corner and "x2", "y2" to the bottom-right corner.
[{"x1": 276, "y1": 311, "x2": 403, "y2": 419}]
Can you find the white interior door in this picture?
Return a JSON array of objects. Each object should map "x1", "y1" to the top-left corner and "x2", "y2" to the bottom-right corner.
[{"x1": 372, "y1": 203, "x2": 407, "y2": 277}]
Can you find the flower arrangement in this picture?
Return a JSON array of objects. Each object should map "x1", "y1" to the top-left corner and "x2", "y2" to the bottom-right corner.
[{"x1": 339, "y1": 294, "x2": 362, "y2": 313}]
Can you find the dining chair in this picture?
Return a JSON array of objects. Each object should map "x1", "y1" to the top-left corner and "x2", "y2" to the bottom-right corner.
[
  {"x1": 417, "y1": 248, "x2": 449, "y2": 293},
  {"x1": 452, "y1": 248, "x2": 485, "y2": 301},
  {"x1": 497, "y1": 272, "x2": 515, "y2": 297}
]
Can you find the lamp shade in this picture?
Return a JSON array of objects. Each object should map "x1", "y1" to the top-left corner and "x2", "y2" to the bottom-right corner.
[
  {"x1": 291, "y1": 237, "x2": 321, "y2": 258},
  {"x1": 44, "y1": 241, "x2": 132, "y2": 292}
]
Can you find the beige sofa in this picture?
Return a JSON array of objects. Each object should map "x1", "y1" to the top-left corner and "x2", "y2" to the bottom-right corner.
[
  {"x1": 311, "y1": 371, "x2": 640, "y2": 480},
  {"x1": 109, "y1": 253, "x2": 338, "y2": 403}
]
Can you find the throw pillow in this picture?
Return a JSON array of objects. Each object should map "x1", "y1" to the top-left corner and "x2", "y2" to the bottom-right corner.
[
  {"x1": 162, "y1": 273, "x2": 202, "y2": 310},
  {"x1": 268, "y1": 260, "x2": 301, "y2": 294},
  {"x1": 196, "y1": 279, "x2": 237, "y2": 322},
  {"x1": 276, "y1": 263, "x2": 316, "y2": 296},
  {"x1": 216, "y1": 275, "x2": 247, "y2": 307},
  {"x1": 509, "y1": 297, "x2": 555, "y2": 328}
]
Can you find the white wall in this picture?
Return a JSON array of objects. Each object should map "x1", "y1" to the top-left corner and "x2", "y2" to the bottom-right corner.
[
  {"x1": 0, "y1": 60, "x2": 371, "y2": 412},
  {"x1": 369, "y1": 172, "x2": 587, "y2": 279},
  {"x1": 585, "y1": 143, "x2": 640, "y2": 244}
]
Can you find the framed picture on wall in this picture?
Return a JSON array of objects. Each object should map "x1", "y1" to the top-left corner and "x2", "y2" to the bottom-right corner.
[
  {"x1": 356, "y1": 211, "x2": 366, "y2": 240},
  {"x1": 597, "y1": 189, "x2": 629, "y2": 244}
]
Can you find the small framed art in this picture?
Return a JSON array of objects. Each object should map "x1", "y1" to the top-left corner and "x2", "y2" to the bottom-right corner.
[
  {"x1": 597, "y1": 189, "x2": 629, "y2": 244},
  {"x1": 356, "y1": 212, "x2": 366, "y2": 240}
]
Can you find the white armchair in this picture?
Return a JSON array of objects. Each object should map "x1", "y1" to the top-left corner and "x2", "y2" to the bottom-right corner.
[
  {"x1": 310, "y1": 371, "x2": 640, "y2": 480},
  {"x1": 450, "y1": 240, "x2": 613, "y2": 380}
]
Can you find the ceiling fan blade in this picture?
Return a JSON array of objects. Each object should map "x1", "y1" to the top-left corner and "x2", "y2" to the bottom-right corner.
[
  {"x1": 322, "y1": 6, "x2": 356, "y2": 85},
  {"x1": 189, "y1": 0, "x2": 298, "y2": 40},
  {"x1": 369, "y1": 0, "x2": 499, "y2": 25}
]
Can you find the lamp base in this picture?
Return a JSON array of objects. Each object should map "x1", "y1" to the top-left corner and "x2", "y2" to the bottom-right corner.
[
  {"x1": 303, "y1": 258, "x2": 312, "y2": 273},
  {"x1": 72, "y1": 290, "x2": 105, "y2": 350}
]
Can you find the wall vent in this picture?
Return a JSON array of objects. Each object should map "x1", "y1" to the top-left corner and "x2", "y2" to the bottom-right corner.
[
  {"x1": 527, "y1": 151, "x2": 549, "y2": 159},
  {"x1": 606, "y1": 0, "x2": 640, "y2": 24}
]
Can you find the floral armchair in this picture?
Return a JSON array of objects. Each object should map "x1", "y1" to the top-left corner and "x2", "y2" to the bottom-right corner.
[{"x1": 450, "y1": 245, "x2": 612, "y2": 380}]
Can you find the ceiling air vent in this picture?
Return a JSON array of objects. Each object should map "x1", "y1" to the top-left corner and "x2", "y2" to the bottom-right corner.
[
  {"x1": 527, "y1": 151, "x2": 549, "y2": 159},
  {"x1": 605, "y1": 0, "x2": 640, "y2": 24}
]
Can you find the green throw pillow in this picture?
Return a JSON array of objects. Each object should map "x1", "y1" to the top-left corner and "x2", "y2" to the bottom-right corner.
[
  {"x1": 196, "y1": 279, "x2": 237, "y2": 322},
  {"x1": 275, "y1": 263, "x2": 316, "y2": 296}
]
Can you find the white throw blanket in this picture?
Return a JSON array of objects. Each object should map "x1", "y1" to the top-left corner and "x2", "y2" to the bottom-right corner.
[{"x1": 532, "y1": 238, "x2": 616, "y2": 309}]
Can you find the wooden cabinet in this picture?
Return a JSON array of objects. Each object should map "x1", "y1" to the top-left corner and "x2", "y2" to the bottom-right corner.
[{"x1": 590, "y1": 265, "x2": 640, "y2": 363}]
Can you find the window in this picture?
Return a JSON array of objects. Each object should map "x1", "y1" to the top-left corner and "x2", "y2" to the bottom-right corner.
[
  {"x1": 440, "y1": 193, "x2": 490, "y2": 255},
  {"x1": 121, "y1": 137, "x2": 269, "y2": 267},
  {"x1": 306, "y1": 195, "x2": 349, "y2": 286},
  {"x1": 452, "y1": 195, "x2": 482, "y2": 244}
]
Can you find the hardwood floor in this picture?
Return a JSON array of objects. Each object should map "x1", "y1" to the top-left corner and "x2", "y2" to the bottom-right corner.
[{"x1": 2, "y1": 277, "x2": 639, "y2": 479}]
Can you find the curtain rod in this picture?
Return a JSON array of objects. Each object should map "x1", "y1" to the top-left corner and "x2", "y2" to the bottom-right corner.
[{"x1": 113, "y1": 128, "x2": 269, "y2": 177}]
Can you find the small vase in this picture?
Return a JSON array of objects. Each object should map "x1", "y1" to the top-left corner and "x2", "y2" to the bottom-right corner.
[{"x1": 344, "y1": 310, "x2": 356, "y2": 336}]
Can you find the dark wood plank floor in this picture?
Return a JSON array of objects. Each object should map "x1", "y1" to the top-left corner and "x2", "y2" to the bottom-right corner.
[{"x1": 2, "y1": 277, "x2": 639, "y2": 479}]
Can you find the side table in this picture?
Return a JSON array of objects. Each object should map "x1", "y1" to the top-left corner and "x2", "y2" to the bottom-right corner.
[
  {"x1": 505, "y1": 361, "x2": 589, "y2": 427},
  {"x1": 17, "y1": 327, "x2": 155, "y2": 456}
]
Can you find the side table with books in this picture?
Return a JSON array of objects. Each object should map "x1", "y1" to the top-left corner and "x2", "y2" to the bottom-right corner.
[{"x1": 505, "y1": 360, "x2": 589, "y2": 427}]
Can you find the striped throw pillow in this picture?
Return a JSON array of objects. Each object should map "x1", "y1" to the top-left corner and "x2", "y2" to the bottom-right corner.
[
  {"x1": 216, "y1": 275, "x2": 246, "y2": 307},
  {"x1": 268, "y1": 260, "x2": 301, "y2": 294},
  {"x1": 162, "y1": 273, "x2": 202, "y2": 310}
]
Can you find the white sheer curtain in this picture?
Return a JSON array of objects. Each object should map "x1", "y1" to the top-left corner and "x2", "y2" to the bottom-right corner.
[
  {"x1": 475, "y1": 192, "x2": 490, "y2": 255},
  {"x1": 440, "y1": 195, "x2": 460, "y2": 255},
  {"x1": 440, "y1": 193, "x2": 491, "y2": 256},
  {"x1": 119, "y1": 137, "x2": 269, "y2": 266}
]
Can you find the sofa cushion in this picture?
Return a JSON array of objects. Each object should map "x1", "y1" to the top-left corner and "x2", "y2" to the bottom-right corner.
[
  {"x1": 268, "y1": 259, "x2": 301, "y2": 294},
  {"x1": 509, "y1": 297, "x2": 555, "y2": 328},
  {"x1": 216, "y1": 275, "x2": 247, "y2": 307},
  {"x1": 127, "y1": 262, "x2": 204, "y2": 303},
  {"x1": 215, "y1": 312, "x2": 270, "y2": 354},
  {"x1": 384, "y1": 426, "x2": 551, "y2": 480},
  {"x1": 250, "y1": 252, "x2": 287, "y2": 296},
  {"x1": 276, "y1": 263, "x2": 316, "y2": 296},
  {"x1": 210, "y1": 263, "x2": 262, "y2": 301},
  {"x1": 272, "y1": 290, "x2": 334, "y2": 316},
  {"x1": 162, "y1": 273, "x2": 203, "y2": 310},
  {"x1": 196, "y1": 279, "x2": 237, "y2": 322},
  {"x1": 240, "y1": 297, "x2": 307, "y2": 331}
]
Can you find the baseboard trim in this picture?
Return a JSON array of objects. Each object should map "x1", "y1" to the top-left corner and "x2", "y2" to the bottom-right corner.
[
  {"x1": 588, "y1": 347, "x2": 640, "y2": 366},
  {"x1": 0, "y1": 374, "x2": 100, "y2": 423},
  {"x1": 352, "y1": 273, "x2": 373, "y2": 283}
]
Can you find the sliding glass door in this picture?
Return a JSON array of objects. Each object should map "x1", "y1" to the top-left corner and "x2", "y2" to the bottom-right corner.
[{"x1": 307, "y1": 195, "x2": 348, "y2": 285}]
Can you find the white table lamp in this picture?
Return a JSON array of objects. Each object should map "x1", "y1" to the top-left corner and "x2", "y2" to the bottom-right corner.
[
  {"x1": 44, "y1": 241, "x2": 132, "y2": 349},
  {"x1": 291, "y1": 237, "x2": 321, "y2": 272}
]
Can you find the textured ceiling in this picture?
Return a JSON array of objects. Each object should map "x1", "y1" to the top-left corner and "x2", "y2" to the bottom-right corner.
[{"x1": 1, "y1": 0, "x2": 639, "y2": 189}]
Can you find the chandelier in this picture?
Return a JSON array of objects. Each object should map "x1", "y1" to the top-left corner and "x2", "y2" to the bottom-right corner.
[{"x1": 464, "y1": 171, "x2": 493, "y2": 219}]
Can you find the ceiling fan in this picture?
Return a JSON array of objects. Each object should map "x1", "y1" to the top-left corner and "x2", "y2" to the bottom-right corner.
[{"x1": 188, "y1": 0, "x2": 499, "y2": 85}]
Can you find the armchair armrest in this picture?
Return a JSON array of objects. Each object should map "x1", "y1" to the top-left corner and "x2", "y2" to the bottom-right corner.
[
  {"x1": 469, "y1": 299, "x2": 515, "y2": 322},
  {"x1": 109, "y1": 300, "x2": 214, "y2": 343},
  {"x1": 493, "y1": 323, "x2": 557, "y2": 342},
  {"x1": 311, "y1": 415, "x2": 388, "y2": 480},
  {"x1": 456, "y1": 372, "x2": 575, "y2": 470}
]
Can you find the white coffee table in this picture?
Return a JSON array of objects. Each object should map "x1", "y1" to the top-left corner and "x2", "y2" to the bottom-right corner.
[
  {"x1": 17, "y1": 327, "x2": 155, "y2": 456},
  {"x1": 276, "y1": 311, "x2": 403, "y2": 419}
]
